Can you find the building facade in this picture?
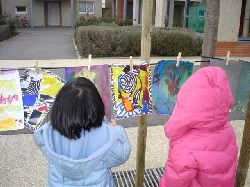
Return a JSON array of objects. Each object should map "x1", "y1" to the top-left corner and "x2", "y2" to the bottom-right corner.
[
  {"x1": 1, "y1": 0, "x2": 102, "y2": 27},
  {"x1": 215, "y1": 0, "x2": 250, "y2": 57},
  {"x1": 112, "y1": 0, "x2": 249, "y2": 56}
]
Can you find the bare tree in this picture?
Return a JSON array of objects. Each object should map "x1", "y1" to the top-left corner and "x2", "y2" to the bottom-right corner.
[{"x1": 201, "y1": 0, "x2": 220, "y2": 66}]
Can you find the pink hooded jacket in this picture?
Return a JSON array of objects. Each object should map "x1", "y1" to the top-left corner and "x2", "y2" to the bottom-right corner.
[{"x1": 159, "y1": 67, "x2": 238, "y2": 187}]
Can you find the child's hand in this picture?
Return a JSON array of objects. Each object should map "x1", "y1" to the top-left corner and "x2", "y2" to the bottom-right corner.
[{"x1": 109, "y1": 119, "x2": 117, "y2": 126}]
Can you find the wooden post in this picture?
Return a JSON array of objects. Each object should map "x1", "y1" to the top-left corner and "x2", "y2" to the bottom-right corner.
[
  {"x1": 135, "y1": 0, "x2": 153, "y2": 186},
  {"x1": 236, "y1": 94, "x2": 250, "y2": 187}
]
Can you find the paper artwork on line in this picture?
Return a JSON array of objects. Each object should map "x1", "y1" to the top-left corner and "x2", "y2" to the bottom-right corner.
[
  {"x1": 65, "y1": 65, "x2": 112, "y2": 120},
  {"x1": 210, "y1": 59, "x2": 241, "y2": 100},
  {"x1": 152, "y1": 60, "x2": 193, "y2": 115},
  {"x1": 210, "y1": 59, "x2": 250, "y2": 120},
  {"x1": 20, "y1": 69, "x2": 65, "y2": 130},
  {"x1": 110, "y1": 62, "x2": 152, "y2": 119},
  {"x1": 233, "y1": 60, "x2": 250, "y2": 118},
  {"x1": 0, "y1": 70, "x2": 24, "y2": 131}
]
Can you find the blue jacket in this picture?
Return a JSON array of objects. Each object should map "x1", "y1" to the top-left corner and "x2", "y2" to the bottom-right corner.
[{"x1": 34, "y1": 119, "x2": 131, "y2": 187}]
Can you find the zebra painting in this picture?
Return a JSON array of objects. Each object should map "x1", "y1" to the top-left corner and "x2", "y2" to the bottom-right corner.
[
  {"x1": 110, "y1": 62, "x2": 152, "y2": 119},
  {"x1": 20, "y1": 69, "x2": 65, "y2": 130}
]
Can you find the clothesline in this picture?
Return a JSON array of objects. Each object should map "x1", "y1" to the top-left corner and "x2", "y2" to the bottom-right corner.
[{"x1": 0, "y1": 60, "x2": 212, "y2": 72}]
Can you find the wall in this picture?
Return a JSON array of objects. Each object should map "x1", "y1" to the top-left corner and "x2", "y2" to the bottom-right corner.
[
  {"x1": 61, "y1": 0, "x2": 71, "y2": 26},
  {"x1": 1, "y1": 0, "x2": 30, "y2": 20},
  {"x1": 33, "y1": 0, "x2": 45, "y2": 26},
  {"x1": 155, "y1": 0, "x2": 167, "y2": 27},
  {"x1": 2, "y1": 0, "x2": 29, "y2": 16},
  {"x1": 217, "y1": 0, "x2": 242, "y2": 42}
]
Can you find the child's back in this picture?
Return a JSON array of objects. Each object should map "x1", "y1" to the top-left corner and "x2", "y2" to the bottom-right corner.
[
  {"x1": 160, "y1": 67, "x2": 238, "y2": 187},
  {"x1": 34, "y1": 77, "x2": 131, "y2": 187}
]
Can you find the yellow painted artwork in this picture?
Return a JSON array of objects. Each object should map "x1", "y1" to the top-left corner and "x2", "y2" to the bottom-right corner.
[{"x1": 0, "y1": 70, "x2": 24, "y2": 131}]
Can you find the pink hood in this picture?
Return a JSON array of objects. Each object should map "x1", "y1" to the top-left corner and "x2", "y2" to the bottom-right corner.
[
  {"x1": 165, "y1": 67, "x2": 234, "y2": 139},
  {"x1": 160, "y1": 67, "x2": 237, "y2": 187}
]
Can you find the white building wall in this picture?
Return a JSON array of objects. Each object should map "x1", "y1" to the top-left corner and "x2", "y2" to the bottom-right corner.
[
  {"x1": 62, "y1": 0, "x2": 71, "y2": 26},
  {"x1": 155, "y1": 0, "x2": 167, "y2": 27},
  {"x1": 33, "y1": 0, "x2": 45, "y2": 27},
  {"x1": 217, "y1": 0, "x2": 242, "y2": 42}
]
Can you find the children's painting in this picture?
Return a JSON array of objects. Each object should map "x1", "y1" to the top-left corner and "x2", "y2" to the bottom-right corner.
[
  {"x1": 152, "y1": 60, "x2": 193, "y2": 115},
  {"x1": 210, "y1": 59, "x2": 249, "y2": 120},
  {"x1": 232, "y1": 60, "x2": 250, "y2": 119},
  {"x1": 21, "y1": 69, "x2": 65, "y2": 130},
  {"x1": 110, "y1": 62, "x2": 152, "y2": 119},
  {"x1": 65, "y1": 65, "x2": 112, "y2": 120},
  {"x1": 210, "y1": 59, "x2": 241, "y2": 100},
  {"x1": 0, "y1": 70, "x2": 24, "y2": 131}
]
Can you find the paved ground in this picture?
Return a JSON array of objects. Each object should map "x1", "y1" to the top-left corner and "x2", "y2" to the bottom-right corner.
[
  {"x1": 0, "y1": 121, "x2": 249, "y2": 186},
  {"x1": 0, "y1": 28, "x2": 77, "y2": 60}
]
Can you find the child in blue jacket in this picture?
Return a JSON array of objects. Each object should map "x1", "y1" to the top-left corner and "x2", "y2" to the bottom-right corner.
[{"x1": 34, "y1": 77, "x2": 131, "y2": 187}]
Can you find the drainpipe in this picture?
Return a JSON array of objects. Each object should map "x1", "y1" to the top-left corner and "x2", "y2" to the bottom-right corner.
[
  {"x1": 71, "y1": 0, "x2": 74, "y2": 27},
  {"x1": 29, "y1": 0, "x2": 33, "y2": 28}
]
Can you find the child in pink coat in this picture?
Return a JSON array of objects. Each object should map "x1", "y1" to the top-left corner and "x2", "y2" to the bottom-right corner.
[{"x1": 160, "y1": 67, "x2": 238, "y2": 187}]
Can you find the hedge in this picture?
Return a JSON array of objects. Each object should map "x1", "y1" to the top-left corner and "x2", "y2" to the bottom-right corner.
[
  {"x1": 0, "y1": 15, "x2": 17, "y2": 36},
  {"x1": 75, "y1": 26, "x2": 202, "y2": 57},
  {"x1": 75, "y1": 16, "x2": 132, "y2": 28}
]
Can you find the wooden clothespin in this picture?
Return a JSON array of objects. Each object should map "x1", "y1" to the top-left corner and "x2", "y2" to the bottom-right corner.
[
  {"x1": 176, "y1": 52, "x2": 182, "y2": 67},
  {"x1": 129, "y1": 56, "x2": 133, "y2": 72},
  {"x1": 226, "y1": 51, "x2": 230, "y2": 66},
  {"x1": 34, "y1": 61, "x2": 39, "y2": 74},
  {"x1": 88, "y1": 54, "x2": 92, "y2": 70}
]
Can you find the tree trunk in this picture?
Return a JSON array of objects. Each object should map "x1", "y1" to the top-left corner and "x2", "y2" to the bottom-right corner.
[
  {"x1": 201, "y1": 0, "x2": 220, "y2": 67},
  {"x1": 236, "y1": 94, "x2": 250, "y2": 187}
]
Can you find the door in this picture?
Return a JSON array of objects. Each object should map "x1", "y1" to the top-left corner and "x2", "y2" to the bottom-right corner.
[{"x1": 47, "y1": 2, "x2": 61, "y2": 26}]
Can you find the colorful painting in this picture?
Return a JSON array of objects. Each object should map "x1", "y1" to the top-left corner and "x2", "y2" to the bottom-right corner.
[
  {"x1": 110, "y1": 62, "x2": 152, "y2": 119},
  {"x1": 210, "y1": 59, "x2": 242, "y2": 99},
  {"x1": 65, "y1": 65, "x2": 112, "y2": 120},
  {"x1": 210, "y1": 59, "x2": 249, "y2": 120},
  {"x1": 21, "y1": 69, "x2": 65, "y2": 130},
  {"x1": 0, "y1": 70, "x2": 24, "y2": 131},
  {"x1": 232, "y1": 60, "x2": 250, "y2": 118},
  {"x1": 152, "y1": 60, "x2": 193, "y2": 115}
]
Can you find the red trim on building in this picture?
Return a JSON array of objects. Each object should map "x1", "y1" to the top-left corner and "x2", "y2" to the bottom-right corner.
[
  {"x1": 117, "y1": 0, "x2": 124, "y2": 19},
  {"x1": 215, "y1": 42, "x2": 250, "y2": 57}
]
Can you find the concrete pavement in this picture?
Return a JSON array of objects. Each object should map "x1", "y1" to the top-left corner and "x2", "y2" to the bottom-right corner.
[
  {"x1": 0, "y1": 28, "x2": 77, "y2": 60},
  {"x1": 0, "y1": 121, "x2": 249, "y2": 186}
]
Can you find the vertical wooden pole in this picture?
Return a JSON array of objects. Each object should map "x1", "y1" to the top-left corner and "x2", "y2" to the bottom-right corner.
[
  {"x1": 135, "y1": 0, "x2": 153, "y2": 186},
  {"x1": 236, "y1": 94, "x2": 250, "y2": 187}
]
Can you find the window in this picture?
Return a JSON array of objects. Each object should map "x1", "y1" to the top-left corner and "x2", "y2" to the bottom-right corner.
[
  {"x1": 15, "y1": 6, "x2": 27, "y2": 14},
  {"x1": 78, "y1": 1, "x2": 94, "y2": 14},
  {"x1": 198, "y1": 10, "x2": 205, "y2": 17}
]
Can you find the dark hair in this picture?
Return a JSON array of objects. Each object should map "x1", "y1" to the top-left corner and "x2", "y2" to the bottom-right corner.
[{"x1": 50, "y1": 77, "x2": 105, "y2": 139}]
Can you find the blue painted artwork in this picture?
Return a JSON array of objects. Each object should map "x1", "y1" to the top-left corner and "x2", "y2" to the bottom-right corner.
[{"x1": 152, "y1": 60, "x2": 193, "y2": 115}]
